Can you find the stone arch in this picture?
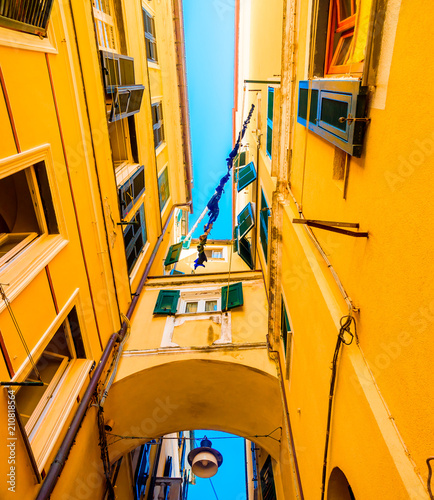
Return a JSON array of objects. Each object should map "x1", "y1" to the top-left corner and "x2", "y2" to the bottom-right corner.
[
  {"x1": 104, "y1": 357, "x2": 283, "y2": 461},
  {"x1": 327, "y1": 467, "x2": 356, "y2": 500}
]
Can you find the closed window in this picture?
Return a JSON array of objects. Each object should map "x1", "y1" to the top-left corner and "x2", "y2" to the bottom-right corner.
[
  {"x1": 152, "y1": 102, "x2": 165, "y2": 149},
  {"x1": 93, "y1": 0, "x2": 117, "y2": 51},
  {"x1": 143, "y1": 9, "x2": 158, "y2": 62},
  {"x1": 0, "y1": 0, "x2": 54, "y2": 36},
  {"x1": 158, "y1": 166, "x2": 170, "y2": 212},
  {"x1": 15, "y1": 307, "x2": 86, "y2": 434},
  {"x1": 118, "y1": 165, "x2": 145, "y2": 218},
  {"x1": 0, "y1": 162, "x2": 58, "y2": 268}
]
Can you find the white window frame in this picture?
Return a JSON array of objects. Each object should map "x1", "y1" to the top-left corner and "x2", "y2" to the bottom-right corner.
[{"x1": 181, "y1": 297, "x2": 221, "y2": 314}]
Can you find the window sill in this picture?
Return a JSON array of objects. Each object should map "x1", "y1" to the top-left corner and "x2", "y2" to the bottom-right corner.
[
  {"x1": 0, "y1": 234, "x2": 68, "y2": 313},
  {"x1": 147, "y1": 61, "x2": 160, "y2": 70},
  {"x1": 28, "y1": 359, "x2": 94, "y2": 471},
  {"x1": 0, "y1": 24, "x2": 57, "y2": 53},
  {"x1": 155, "y1": 142, "x2": 166, "y2": 156}
]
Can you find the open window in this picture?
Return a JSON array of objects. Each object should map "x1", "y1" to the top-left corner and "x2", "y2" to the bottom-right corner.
[
  {"x1": 237, "y1": 161, "x2": 257, "y2": 192},
  {"x1": 0, "y1": 161, "x2": 58, "y2": 268},
  {"x1": 15, "y1": 307, "x2": 87, "y2": 436},
  {"x1": 297, "y1": 79, "x2": 368, "y2": 156},
  {"x1": 118, "y1": 165, "x2": 145, "y2": 218},
  {"x1": 237, "y1": 202, "x2": 255, "y2": 239}
]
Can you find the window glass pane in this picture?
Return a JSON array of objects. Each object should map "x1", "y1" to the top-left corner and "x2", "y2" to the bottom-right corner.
[
  {"x1": 266, "y1": 124, "x2": 273, "y2": 157},
  {"x1": 185, "y1": 302, "x2": 198, "y2": 313},
  {"x1": 267, "y1": 89, "x2": 274, "y2": 121},
  {"x1": 205, "y1": 300, "x2": 217, "y2": 312}
]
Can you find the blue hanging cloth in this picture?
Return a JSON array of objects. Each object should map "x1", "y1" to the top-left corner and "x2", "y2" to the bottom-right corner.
[{"x1": 194, "y1": 105, "x2": 255, "y2": 270}]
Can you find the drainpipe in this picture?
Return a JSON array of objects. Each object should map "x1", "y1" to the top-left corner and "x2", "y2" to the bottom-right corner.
[{"x1": 36, "y1": 201, "x2": 191, "y2": 500}]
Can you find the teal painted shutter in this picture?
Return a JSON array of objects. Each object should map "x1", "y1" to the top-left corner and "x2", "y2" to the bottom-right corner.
[
  {"x1": 237, "y1": 161, "x2": 257, "y2": 191},
  {"x1": 239, "y1": 151, "x2": 246, "y2": 166},
  {"x1": 238, "y1": 236, "x2": 253, "y2": 270},
  {"x1": 221, "y1": 282, "x2": 243, "y2": 311},
  {"x1": 153, "y1": 290, "x2": 180, "y2": 314},
  {"x1": 233, "y1": 226, "x2": 239, "y2": 253},
  {"x1": 237, "y1": 203, "x2": 255, "y2": 239},
  {"x1": 164, "y1": 242, "x2": 183, "y2": 266}
]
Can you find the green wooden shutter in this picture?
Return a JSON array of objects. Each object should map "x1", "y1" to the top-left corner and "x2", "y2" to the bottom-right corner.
[
  {"x1": 153, "y1": 290, "x2": 180, "y2": 314},
  {"x1": 233, "y1": 226, "x2": 239, "y2": 253},
  {"x1": 239, "y1": 151, "x2": 246, "y2": 166},
  {"x1": 221, "y1": 282, "x2": 243, "y2": 311},
  {"x1": 164, "y1": 242, "x2": 183, "y2": 266},
  {"x1": 237, "y1": 203, "x2": 255, "y2": 239},
  {"x1": 237, "y1": 162, "x2": 257, "y2": 192},
  {"x1": 238, "y1": 236, "x2": 253, "y2": 270},
  {"x1": 281, "y1": 299, "x2": 291, "y2": 355}
]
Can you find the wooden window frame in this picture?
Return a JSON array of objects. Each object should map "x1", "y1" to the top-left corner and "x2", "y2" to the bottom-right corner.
[
  {"x1": 143, "y1": 9, "x2": 158, "y2": 63},
  {"x1": 152, "y1": 102, "x2": 165, "y2": 150},
  {"x1": 123, "y1": 203, "x2": 147, "y2": 275}
]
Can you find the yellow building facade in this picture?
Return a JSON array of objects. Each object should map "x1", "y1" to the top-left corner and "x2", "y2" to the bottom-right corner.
[{"x1": 234, "y1": 0, "x2": 434, "y2": 498}]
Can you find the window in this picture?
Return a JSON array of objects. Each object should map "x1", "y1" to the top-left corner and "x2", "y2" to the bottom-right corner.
[
  {"x1": 266, "y1": 88, "x2": 274, "y2": 158},
  {"x1": 310, "y1": 0, "x2": 377, "y2": 78},
  {"x1": 221, "y1": 282, "x2": 243, "y2": 311},
  {"x1": 93, "y1": 0, "x2": 117, "y2": 51},
  {"x1": 260, "y1": 455, "x2": 277, "y2": 500},
  {"x1": 204, "y1": 248, "x2": 224, "y2": 260},
  {"x1": 118, "y1": 165, "x2": 145, "y2": 218},
  {"x1": 237, "y1": 202, "x2": 255, "y2": 239},
  {"x1": 281, "y1": 299, "x2": 292, "y2": 358},
  {"x1": 237, "y1": 236, "x2": 254, "y2": 270},
  {"x1": 185, "y1": 302, "x2": 198, "y2": 313},
  {"x1": 152, "y1": 102, "x2": 165, "y2": 149},
  {"x1": 153, "y1": 290, "x2": 180, "y2": 315},
  {"x1": 143, "y1": 9, "x2": 158, "y2": 62},
  {"x1": 0, "y1": 161, "x2": 58, "y2": 268},
  {"x1": 123, "y1": 204, "x2": 147, "y2": 274},
  {"x1": 109, "y1": 117, "x2": 139, "y2": 167},
  {"x1": 134, "y1": 443, "x2": 152, "y2": 499},
  {"x1": 158, "y1": 166, "x2": 170, "y2": 212},
  {"x1": 297, "y1": 79, "x2": 368, "y2": 157},
  {"x1": 0, "y1": 0, "x2": 54, "y2": 36},
  {"x1": 164, "y1": 242, "x2": 183, "y2": 266},
  {"x1": 15, "y1": 307, "x2": 86, "y2": 434},
  {"x1": 237, "y1": 161, "x2": 257, "y2": 192},
  {"x1": 326, "y1": 0, "x2": 358, "y2": 74},
  {"x1": 259, "y1": 191, "x2": 270, "y2": 263}
]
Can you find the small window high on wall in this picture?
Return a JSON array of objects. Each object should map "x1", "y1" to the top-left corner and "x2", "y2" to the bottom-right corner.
[{"x1": 143, "y1": 9, "x2": 158, "y2": 62}]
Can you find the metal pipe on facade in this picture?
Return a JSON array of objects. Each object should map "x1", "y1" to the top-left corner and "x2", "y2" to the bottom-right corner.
[
  {"x1": 36, "y1": 201, "x2": 191, "y2": 500},
  {"x1": 266, "y1": 335, "x2": 304, "y2": 500}
]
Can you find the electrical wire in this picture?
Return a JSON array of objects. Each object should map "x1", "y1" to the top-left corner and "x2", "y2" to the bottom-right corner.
[
  {"x1": 320, "y1": 315, "x2": 356, "y2": 500},
  {"x1": 0, "y1": 283, "x2": 41, "y2": 381},
  {"x1": 106, "y1": 428, "x2": 282, "y2": 447},
  {"x1": 209, "y1": 477, "x2": 219, "y2": 500}
]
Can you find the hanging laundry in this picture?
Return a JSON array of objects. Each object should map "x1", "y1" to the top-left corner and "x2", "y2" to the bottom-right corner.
[{"x1": 193, "y1": 105, "x2": 255, "y2": 270}]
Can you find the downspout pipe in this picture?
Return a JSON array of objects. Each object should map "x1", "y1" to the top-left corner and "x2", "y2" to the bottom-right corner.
[{"x1": 36, "y1": 201, "x2": 191, "y2": 500}]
